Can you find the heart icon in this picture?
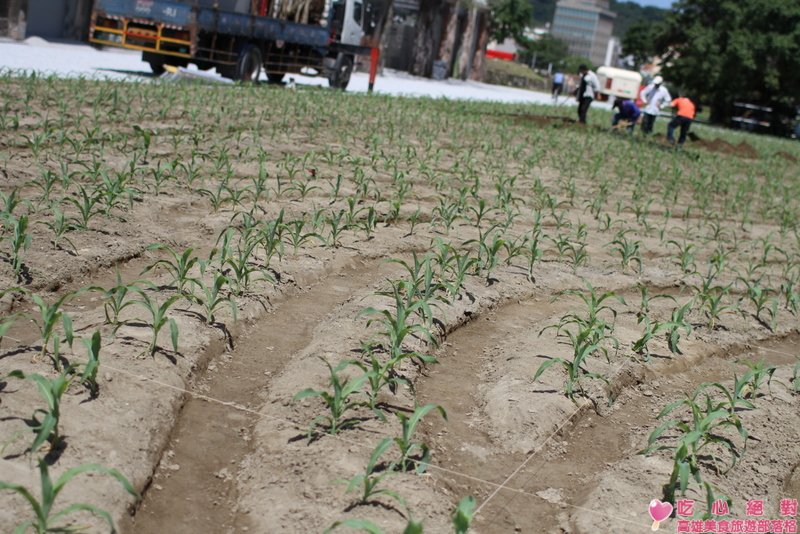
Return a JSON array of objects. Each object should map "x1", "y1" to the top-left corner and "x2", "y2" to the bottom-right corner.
[{"x1": 648, "y1": 499, "x2": 673, "y2": 531}]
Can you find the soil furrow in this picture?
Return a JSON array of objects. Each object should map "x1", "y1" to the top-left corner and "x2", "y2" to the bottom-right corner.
[{"x1": 123, "y1": 255, "x2": 392, "y2": 534}]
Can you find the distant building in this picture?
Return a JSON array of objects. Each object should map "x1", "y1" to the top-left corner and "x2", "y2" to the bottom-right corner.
[{"x1": 550, "y1": 0, "x2": 615, "y2": 67}]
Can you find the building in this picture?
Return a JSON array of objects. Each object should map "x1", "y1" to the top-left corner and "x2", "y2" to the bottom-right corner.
[
  {"x1": 384, "y1": 0, "x2": 491, "y2": 81},
  {"x1": 0, "y1": 0, "x2": 93, "y2": 40},
  {"x1": 550, "y1": 0, "x2": 615, "y2": 67}
]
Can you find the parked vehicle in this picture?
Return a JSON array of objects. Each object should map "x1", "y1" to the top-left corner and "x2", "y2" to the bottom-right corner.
[
  {"x1": 89, "y1": 0, "x2": 375, "y2": 89},
  {"x1": 596, "y1": 66, "x2": 642, "y2": 101}
]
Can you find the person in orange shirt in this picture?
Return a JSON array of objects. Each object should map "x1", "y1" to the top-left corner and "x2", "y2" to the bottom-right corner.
[{"x1": 667, "y1": 92, "x2": 697, "y2": 146}]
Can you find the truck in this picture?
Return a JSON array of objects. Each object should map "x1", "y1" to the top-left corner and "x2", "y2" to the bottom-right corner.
[
  {"x1": 88, "y1": 0, "x2": 376, "y2": 89},
  {"x1": 595, "y1": 66, "x2": 642, "y2": 102}
]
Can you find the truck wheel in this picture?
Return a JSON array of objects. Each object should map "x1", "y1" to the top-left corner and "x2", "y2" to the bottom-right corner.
[
  {"x1": 266, "y1": 72, "x2": 285, "y2": 84},
  {"x1": 149, "y1": 61, "x2": 166, "y2": 76},
  {"x1": 235, "y1": 44, "x2": 262, "y2": 82},
  {"x1": 328, "y1": 53, "x2": 353, "y2": 90}
]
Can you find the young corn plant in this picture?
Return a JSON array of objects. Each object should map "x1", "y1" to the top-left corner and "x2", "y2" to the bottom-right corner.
[
  {"x1": 339, "y1": 438, "x2": 406, "y2": 510},
  {"x1": 0, "y1": 459, "x2": 138, "y2": 534},
  {"x1": 361, "y1": 280, "x2": 439, "y2": 363},
  {"x1": 293, "y1": 357, "x2": 369, "y2": 436},
  {"x1": 190, "y1": 271, "x2": 237, "y2": 325},
  {"x1": 141, "y1": 243, "x2": 199, "y2": 296},
  {"x1": 633, "y1": 300, "x2": 694, "y2": 357},
  {"x1": 524, "y1": 228, "x2": 544, "y2": 283},
  {"x1": 3, "y1": 288, "x2": 77, "y2": 370},
  {"x1": 466, "y1": 226, "x2": 505, "y2": 285},
  {"x1": 534, "y1": 325, "x2": 609, "y2": 404},
  {"x1": 99, "y1": 272, "x2": 139, "y2": 335},
  {"x1": 608, "y1": 229, "x2": 642, "y2": 273},
  {"x1": 639, "y1": 388, "x2": 748, "y2": 503},
  {"x1": 7, "y1": 214, "x2": 31, "y2": 282},
  {"x1": 391, "y1": 403, "x2": 446, "y2": 473},
  {"x1": 78, "y1": 330, "x2": 102, "y2": 398},
  {"x1": 129, "y1": 285, "x2": 180, "y2": 356},
  {"x1": 6, "y1": 367, "x2": 73, "y2": 454},
  {"x1": 282, "y1": 219, "x2": 321, "y2": 254},
  {"x1": 735, "y1": 359, "x2": 778, "y2": 399},
  {"x1": 37, "y1": 206, "x2": 77, "y2": 255},
  {"x1": 667, "y1": 240, "x2": 697, "y2": 273},
  {"x1": 64, "y1": 184, "x2": 102, "y2": 230},
  {"x1": 635, "y1": 283, "x2": 676, "y2": 322}
]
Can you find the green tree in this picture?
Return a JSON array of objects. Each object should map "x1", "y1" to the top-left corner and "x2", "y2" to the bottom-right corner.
[
  {"x1": 656, "y1": 0, "x2": 800, "y2": 124},
  {"x1": 622, "y1": 20, "x2": 659, "y2": 67},
  {"x1": 490, "y1": 0, "x2": 534, "y2": 42},
  {"x1": 519, "y1": 33, "x2": 569, "y2": 68}
]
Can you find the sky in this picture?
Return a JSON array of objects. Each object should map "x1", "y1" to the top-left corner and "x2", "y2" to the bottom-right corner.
[{"x1": 632, "y1": 0, "x2": 674, "y2": 8}]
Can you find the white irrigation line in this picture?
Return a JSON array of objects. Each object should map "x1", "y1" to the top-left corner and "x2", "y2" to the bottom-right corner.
[
  {"x1": 1, "y1": 360, "x2": 651, "y2": 529},
  {"x1": 2, "y1": 337, "x2": 794, "y2": 531},
  {"x1": 472, "y1": 336, "x2": 799, "y2": 522}
]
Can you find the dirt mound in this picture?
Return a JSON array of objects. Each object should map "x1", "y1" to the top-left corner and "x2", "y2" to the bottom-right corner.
[
  {"x1": 776, "y1": 150, "x2": 798, "y2": 162},
  {"x1": 688, "y1": 133, "x2": 759, "y2": 158}
]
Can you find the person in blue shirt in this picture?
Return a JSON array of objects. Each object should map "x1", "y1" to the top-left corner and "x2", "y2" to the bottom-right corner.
[
  {"x1": 612, "y1": 98, "x2": 642, "y2": 134},
  {"x1": 552, "y1": 71, "x2": 564, "y2": 102}
]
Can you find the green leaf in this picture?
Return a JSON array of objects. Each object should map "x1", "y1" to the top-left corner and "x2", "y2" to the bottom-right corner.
[
  {"x1": 453, "y1": 496, "x2": 476, "y2": 534},
  {"x1": 325, "y1": 519, "x2": 383, "y2": 534},
  {"x1": 169, "y1": 318, "x2": 179, "y2": 353}
]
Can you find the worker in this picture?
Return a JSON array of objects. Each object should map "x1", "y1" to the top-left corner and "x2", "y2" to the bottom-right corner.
[
  {"x1": 576, "y1": 64, "x2": 600, "y2": 124},
  {"x1": 611, "y1": 98, "x2": 642, "y2": 134},
  {"x1": 640, "y1": 75, "x2": 671, "y2": 134},
  {"x1": 666, "y1": 92, "x2": 696, "y2": 146},
  {"x1": 552, "y1": 71, "x2": 565, "y2": 102}
]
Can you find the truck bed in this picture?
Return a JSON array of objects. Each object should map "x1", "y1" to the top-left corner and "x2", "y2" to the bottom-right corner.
[{"x1": 94, "y1": 0, "x2": 329, "y2": 50}]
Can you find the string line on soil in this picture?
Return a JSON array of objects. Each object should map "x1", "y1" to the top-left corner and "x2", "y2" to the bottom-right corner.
[
  {"x1": 85, "y1": 362, "x2": 652, "y2": 529},
  {"x1": 477, "y1": 336, "x2": 800, "y2": 522},
  {"x1": 11, "y1": 335, "x2": 787, "y2": 531}
]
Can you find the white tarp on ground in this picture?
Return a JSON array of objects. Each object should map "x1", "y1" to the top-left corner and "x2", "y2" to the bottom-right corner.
[{"x1": 0, "y1": 36, "x2": 609, "y2": 108}]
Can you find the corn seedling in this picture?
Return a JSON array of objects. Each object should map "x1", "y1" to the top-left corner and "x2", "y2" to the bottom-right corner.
[
  {"x1": 100, "y1": 272, "x2": 139, "y2": 334},
  {"x1": 361, "y1": 280, "x2": 439, "y2": 360},
  {"x1": 7, "y1": 214, "x2": 31, "y2": 281},
  {"x1": 608, "y1": 229, "x2": 642, "y2": 272},
  {"x1": 735, "y1": 359, "x2": 778, "y2": 399},
  {"x1": 667, "y1": 240, "x2": 697, "y2": 273},
  {"x1": 0, "y1": 459, "x2": 138, "y2": 534},
  {"x1": 141, "y1": 243, "x2": 199, "y2": 295},
  {"x1": 452, "y1": 496, "x2": 476, "y2": 534},
  {"x1": 6, "y1": 368, "x2": 73, "y2": 454},
  {"x1": 391, "y1": 403, "x2": 446, "y2": 473},
  {"x1": 3, "y1": 288, "x2": 77, "y2": 370},
  {"x1": 634, "y1": 300, "x2": 694, "y2": 357},
  {"x1": 129, "y1": 285, "x2": 180, "y2": 356},
  {"x1": 190, "y1": 272, "x2": 237, "y2": 325},
  {"x1": 64, "y1": 184, "x2": 102, "y2": 230},
  {"x1": 534, "y1": 325, "x2": 609, "y2": 404},
  {"x1": 294, "y1": 357, "x2": 368, "y2": 436},
  {"x1": 640, "y1": 388, "x2": 747, "y2": 503},
  {"x1": 37, "y1": 206, "x2": 77, "y2": 255},
  {"x1": 465, "y1": 226, "x2": 505, "y2": 285},
  {"x1": 77, "y1": 330, "x2": 102, "y2": 398},
  {"x1": 635, "y1": 283, "x2": 676, "y2": 322},
  {"x1": 339, "y1": 438, "x2": 406, "y2": 509},
  {"x1": 282, "y1": 219, "x2": 321, "y2": 254}
]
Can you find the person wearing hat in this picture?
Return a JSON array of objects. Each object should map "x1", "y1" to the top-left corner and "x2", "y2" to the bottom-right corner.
[
  {"x1": 576, "y1": 64, "x2": 600, "y2": 124},
  {"x1": 640, "y1": 75, "x2": 671, "y2": 134}
]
